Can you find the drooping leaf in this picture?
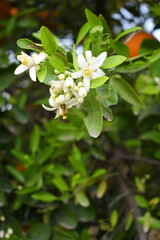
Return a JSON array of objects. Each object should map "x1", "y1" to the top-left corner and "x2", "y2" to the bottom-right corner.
[
  {"x1": 83, "y1": 89, "x2": 103, "y2": 138},
  {"x1": 111, "y1": 76, "x2": 144, "y2": 108},
  {"x1": 17, "y1": 38, "x2": 43, "y2": 52}
]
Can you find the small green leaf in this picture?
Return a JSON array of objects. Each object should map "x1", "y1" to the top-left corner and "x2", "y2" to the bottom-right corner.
[
  {"x1": 138, "y1": 216, "x2": 160, "y2": 229},
  {"x1": 31, "y1": 192, "x2": 57, "y2": 202},
  {"x1": 76, "y1": 22, "x2": 90, "y2": 45},
  {"x1": 125, "y1": 212, "x2": 133, "y2": 231},
  {"x1": 102, "y1": 55, "x2": 126, "y2": 69},
  {"x1": 135, "y1": 195, "x2": 149, "y2": 208},
  {"x1": 110, "y1": 210, "x2": 118, "y2": 228},
  {"x1": 115, "y1": 27, "x2": 142, "y2": 41},
  {"x1": 80, "y1": 229, "x2": 90, "y2": 240},
  {"x1": 142, "y1": 85, "x2": 160, "y2": 95},
  {"x1": 28, "y1": 223, "x2": 51, "y2": 240},
  {"x1": 90, "y1": 76, "x2": 109, "y2": 88},
  {"x1": 97, "y1": 81, "x2": 118, "y2": 108},
  {"x1": 143, "y1": 212, "x2": 151, "y2": 233},
  {"x1": 40, "y1": 26, "x2": 57, "y2": 55},
  {"x1": 85, "y1": 9, "x2": 101, "y2": 28},
  {"x1": 48, "y1": 56, "x2": 65, "y2": 73},
  {"x1": 76, "y1": 191, "x2": 90, "y2": 207},
  {"x1": 112, "y1": 76, "x2": 144, "y2": 108},
  {"x1": 99, "y1": 14, "x2": 111, "y2": 35},
  {"x1": 83, "y1": 89, "x2": 103, "y2": 138},
  {"x1": 110, "y1": 39, "x2": 129, "y2": 58},
  {"x1": 17, "y1": 38, "x2": 43, "y2": 52},
  {"x1": 96, "y1": 180, "x2": 108, "y2": 199},
  {"x1": 73, "y1": 44, "x2": 79, "y2": 71},
  {"x1": 52, "y1": 176, "x2": 69, "y2": 192},
  {"x1": 37, "y1": 64, "x2": 47, "y2": 83},
  {"x1": 29, "y1": 125, "x2": 40, "y2": 154},
  {"x1": 6, "y1": 165, "x2": 25, "y2": 184}
]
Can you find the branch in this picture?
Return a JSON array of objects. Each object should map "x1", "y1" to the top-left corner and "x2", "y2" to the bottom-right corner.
[{"x1": 120, "y1": 154, "x2": 160, "y2": 166}]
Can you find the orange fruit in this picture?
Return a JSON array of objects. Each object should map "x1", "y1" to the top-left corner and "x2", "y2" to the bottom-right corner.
[{"x1": 123, "y1": 31, "x2": 157, "y2": 58}]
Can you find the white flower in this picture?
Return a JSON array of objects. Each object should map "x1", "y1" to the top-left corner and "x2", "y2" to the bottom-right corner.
[
  {"x1": 58, "y1": 73, "x2": 65, "y2": 80},
  {"x1": 42, "y1": 95, "x2": 78, "y2": 119},
  {"x1": 50, "y1": 80, "x2": 65, "y2": 94},
  {"x1": 63, "y1": 77, "x2": 74, "y2": 93},
  {"x1": 0, "y1": 216, "x2": 5, "y2": 222},
  {"x1": 7, "y1": 228, "x2": 13, "y2": 235},
  {"x1": 14, "y1": 51, "x2": 47, "y2": 82},
  {"x1": 71, "y1": 50, "x2": 107, "y2": 92},
  {"x1": 78, "y1": 87, "x2": 87, "y2": 98},
  {"x1": 0, "y1": 230, "x2": 4, "y2": 238}
]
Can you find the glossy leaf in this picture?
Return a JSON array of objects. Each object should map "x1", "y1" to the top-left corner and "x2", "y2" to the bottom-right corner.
[
  {"x1": 110, "y1": 39, "x2": 129, "y2": 58},
  {"x1": 76, "y1": 191, "x2": 90, "y2": 207},
  {"x1": 31, "y1": 192, "x2": 57, "y2": 202},
  {"x1": 115, "y1": 27, "x2": 142, "y2": 41},
  {"x1": 85, "y1": 9, "x2": 101, "y2": 28},
  {"x1": 37, "y1": 64, "x2": 47, "y2": 83},
  {"x1": 134, "y1": 195, "x2": 149, "y2": 208},
  {"x1": 112, "y1": 76, "x2": 144, "y2": 107},
  {"x1": 102, "y1": 55, "x2": 126, "y2": 69},
  {"x1": 83, "y1": 89, "x2": 103, "y2": 138},
  {"x1": 90, "y1": 76, "x2": 109, "y2": 88},
  {"x1": 17, "y1": 38, "x2": 43, "y2": 52},
  {"x1": 48, "y1": 56, "x2": 65, "y2": 73},
  {"x1": 76, "y1": 22, "x2": 90, "y2": 45},
  {"x1": 28, "y1": 223, "x2": 51, "y2": 240},
  {"x1": 40, "y1": 26, "x2": 57, "y2": 55}
]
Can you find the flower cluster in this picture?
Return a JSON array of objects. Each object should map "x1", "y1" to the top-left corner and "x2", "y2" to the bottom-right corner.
[
  {"x1": 0, "y1": 228, "x2": 14, "y2": 239},
  {"x1": 14, "y1": 49, "x2": 107, "y2": 119}
]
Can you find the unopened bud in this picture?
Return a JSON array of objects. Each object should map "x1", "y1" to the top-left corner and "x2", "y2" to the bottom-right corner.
[
  {"x1": 54, "y1": 69, "x2": 60, "y2": 74},
  {"x1": 65, "y1": 77, "x2": 74, "y2": 89},
  {"x1": 0, "y1": 216, "x2": 5, "y2": 222},
  {"x1": 55, "y1": 97, "x2": 60, "y2": 104},
  {"x1": 74, "y1": 86, "x2": 79, "y2": 92},
  {"x1": 78, "y1": 82, "x2": 83, "y2": 87},
  {"x1": 65, "y1": 93, "x2": 72, "y2": 101},
  {"x1": 78, "y1": 97, "x2": 84, "y2": 104},
  {"x1": 7, "y1": 228, "x2": 13, "y2": 235},
  {"x1": 58, "y1": 73, "x2": 65, "y2": 80},
  {"x1": 79, "y1": 87, "x2": 87, "y2": 98}
]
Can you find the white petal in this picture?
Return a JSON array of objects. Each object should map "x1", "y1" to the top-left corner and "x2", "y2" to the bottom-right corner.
[
  {"x1": 29, "y1": 66, "x2": 37, "y2": 82},
  {"x1": 91, "y1": 71, "x2": 102, "y2": 79},
  {"x1": 42, "y1": 104, "x2": 56, "y2": 111},
  {"x1": 71, "y1": 88, "x2": 78, "y2": 98},
  {"x1": 67, "y1": 98, "x2": 78, "y2": 108},
  {"x1": 55, "y1": 107, "x2": 62, "y2": 118},
  {"x1": 59, "y1": 95, "x2": 65, "y2": 104},
  {"x1": 90, "y1": 52, "x2": 107, "y2": 71},
  {"x1": 49, "y1": 97, "x2": 57, "y2": 107},
  {"x1": 63, "y1": 85, "x2": 68, "y2": 93},
  {"x1": 77, "y1": 54, "x2": 88, "y2": 69},
  {"x1": 71, "y1": 71, "x2": 83, "y2": 79},
  {"x1": 85, "y1": 50, "x2": 92, "y2": 62},
  {"x1": 14, "y1": 64, "x2": 29, "y2": 75},
  {"x1": 83, "y1": 77, "x2": 90, "y2": 92},
  {"x1": 34, "y1": 53, "x2": 46, "y2": 65},
  {"x1": 96, "y1": 68, "x2": 105, "y2": 76}
]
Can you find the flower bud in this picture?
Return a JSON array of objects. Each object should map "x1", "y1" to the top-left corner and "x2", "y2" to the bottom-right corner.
[
  {"x1": 59, "y1": 95, "x2": 65, "y2": 104},
  {"x1": 65, "y1": 92, "x2": 72, "y2": 101},
  {"x1": 78, "y1": 97, "x2": 84, "y2": 104},
  {"x1": 74, "y1": 86, "x2": 79, "y2": 92},
  {"x1": 7, "y1": 228, "x2": 13, "y2": 235},
  {"x1": 79, "y1": 87, "x2": 87, "y2": 98},
  {"x1": 0, "y1": 216, "x2": 5, "y2": 222},
  {"x1": 58, "y1": 73, "x2": 65, "y2": 80},
  {"x1": 78, "y1": 82, "x2": 83, "y2": 87},
  {"x1": 54, "y1": 69, "x2": 60, "y2": 74},
  {"x1": 65, "y1": 77, "x2": 74, "y2": 88},
  {"x1": 5, "y1": 233, "x2": 10, "y2": 239}
]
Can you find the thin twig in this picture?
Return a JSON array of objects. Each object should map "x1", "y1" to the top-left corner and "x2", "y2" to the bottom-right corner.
[{"x1": 120, "y1": 154, "x2": 160, "y2": 166}]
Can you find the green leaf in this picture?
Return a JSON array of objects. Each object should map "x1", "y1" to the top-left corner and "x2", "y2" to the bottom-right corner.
[
  {"x1": 68, "y1": 146, "x2": 86, "y2": 175},
  {"x1": 138, "y1": 216, "x2": 160, "y2": 229},
  {"x1": 150, "y1": 49, "x2": 160, "y2": 63},
  {"x1": 17, "y1": 38, "x2": 43, "y2": 52},
  {"x1": 76, "y1": 205, "x2": 95, "y2": 222},
  {"x1": 40, "y1": 26, "x2": 57, "y2": 55},
  {"x1": 83, "y1": 89, "x2": 103, "y2": 138},
  {"x1": 28, "y1": 223, "x2": 51, "y2": 240},
  {"x1": 76, "y1": 191, "x2": 90, "y2": 207},
  {"x1": 29, "y1": 125, "x2": 40, "y2": 154},
  {"x1": 37, "y1": 64, "x2": 47, "y2": 83},
  {"x1": 55, "y1": 206, "x2": 78, "y2": 229},
  {"x1": 91, "y1": 168, "x2": 107, "y2": 178},
  {"x1": 102, "y1": 55, "x2": 127, "y2": 69},
  {"x1": 85, "y1": 9, "x2": 101, "y2": 28},
  {"x1": 96, "y1": 180, "x2": 108, "y2": 199},
  {"x1": 125, "y1": 212, "x2": 133, "y2": 231},
  {"x1": 90, "y1": 76, "x2": 109, "y2": 88},
  {"x1": 134, "y1": 195, "x2": 149, "y2": 208},
  {"x1": 80, "y1": 229, "x2": 90, "y2": 240},
  {"x1": 142, "y1": 85, "x2": 160, "y2": 95},
  {"x1": 99, "y1": 14, "x2": 111, "y2": 35},
  {"x1": 73, "y1": 44, "x2": 79, "y2": 71},
  {"x1": 76, "y1": 22, "x2": 90, "y2": 45},
  {"x1": 0, "y1": 185, "x2": 7, "y2": 207},
  {"x1": 31, "y1": 192, "x2": 57, "y2": 202},
  {"x1": 52, "y1": 176, "x2": 69, "y2": 192},
  {"x1": 112, "y1": 76, "x2": 144, "y2": 108},
  {"x1": 102, "y1": 107, "x2": 113, "y2": 121},
  {"x1": 0, "y1": 65, "x2": 16, "y2": 92},
  {"x1": 115, "y1": 27, "x2": 142, "y2": 41},
  {"x1": 6, "y1": 165, "x2": 25, "y2": 184},
  {"x1": 110, "y1": 40, "x2": 129, "y2": 58},
  {"x1": 48, "y1": 56, "x2": 65, "y2": 73},
  {"x1": 110, "y1": 210, "x2": 118, "y2": 228},
  {"x1": 143, "y1": 212, "x2": 151, "y2": 233},
  {"x1": 96, "y1": 81, "x2": 118, "y2": 108}
]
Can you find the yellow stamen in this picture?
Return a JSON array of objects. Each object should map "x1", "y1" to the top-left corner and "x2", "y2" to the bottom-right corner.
[
  {"x1": 21, "y1": 58, "x2": 29, "y2": 66},
  {"x1": 83, "y1": 68, "x2": 92, "y2": 77}
]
